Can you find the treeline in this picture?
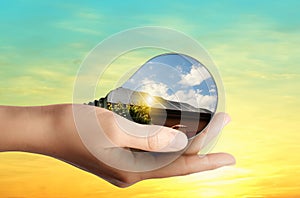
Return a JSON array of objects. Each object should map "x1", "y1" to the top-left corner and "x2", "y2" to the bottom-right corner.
[{"x1": 107, "y1": 102, "x2": 151, "y2": 124}]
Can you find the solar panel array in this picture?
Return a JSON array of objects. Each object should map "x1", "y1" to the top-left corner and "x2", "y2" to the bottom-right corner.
[{"x1": 105, "y1": 87, "x2": 212, "y2": 113}]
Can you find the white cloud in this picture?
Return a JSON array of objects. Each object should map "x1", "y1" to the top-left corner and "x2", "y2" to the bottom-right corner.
[
  {"x1": 179, "y1": 65, "x2": 212, "y2": 86},
  {"x1": 78, "y1": 10, "x2": 101, "y2": 20},
  {"x1": 137, "y1": 78, "x2": 170, "y2": 99},
  {"x1": 54, "y1": 21, "x2": 101, "y2": 35},
  {"x1": 136, "y1": 79, "x2": 217, "y2": 111},
  {"x1": 169, "y1": 89, "x2": 217, "y2": 112},
  {"x1": 129, "y1": 78, "x2": 135, "y2": 83},
  {"x1": 209, "y1": 88, "x2": 216, "y2": 93}
]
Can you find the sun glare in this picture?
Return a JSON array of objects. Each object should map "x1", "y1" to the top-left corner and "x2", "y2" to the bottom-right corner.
[{"x1": 145, "y1": 95, "x2": 154, "y2": 106}]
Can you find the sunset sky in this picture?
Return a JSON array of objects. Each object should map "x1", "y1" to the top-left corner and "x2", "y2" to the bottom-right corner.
[{"x1": 1, "y1": 0, "x2": 300, "y2": 197}]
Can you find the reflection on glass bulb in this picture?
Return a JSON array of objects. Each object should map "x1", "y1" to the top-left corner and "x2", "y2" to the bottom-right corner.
[
  {"x1": 87, "y1": 53, "x2": 218, "y2": 139},
  {"x1": 145, "y1": 95, "x2": 154, "y2": 106}
]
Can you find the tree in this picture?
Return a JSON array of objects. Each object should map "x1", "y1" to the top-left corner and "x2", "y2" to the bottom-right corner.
[
  {"x1": 129, "y1": 104, "x2": 151, "y2": 124},
  {"x1": 107, "y1": 102, "x2": 151, "y2": 124}
]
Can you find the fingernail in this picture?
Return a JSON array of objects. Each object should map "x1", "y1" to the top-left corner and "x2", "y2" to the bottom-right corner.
[
  {"x1": 224, "y1": 114, "x2": 231, "y2": 125},
  {"x1": 198, "y1": 154, "x2": 236, "y2": 167},
  {"x1": 166, "y1": 132, "x2": 188, "y2": 151},
  {"x1": 198, "y1": 154, "x2": 206, "y2": 158},
  {"x1": 221, "y1": 156, "x2": 236, "y2": 166},
  {"x1": 197, "y1": 154, "x2": 235, "y2": 166},
  {"x1": 225, "y1": 159, "x2": 236, "y2": 166}
]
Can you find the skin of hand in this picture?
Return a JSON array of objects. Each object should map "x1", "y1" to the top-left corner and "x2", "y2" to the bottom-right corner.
[{"x1": 0, "y1": 104, "x2": 235, "y2": 188}]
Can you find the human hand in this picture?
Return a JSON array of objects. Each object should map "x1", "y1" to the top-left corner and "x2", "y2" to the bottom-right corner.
[{"x1": 0, "y1": 104, "x2": 235, "y2": 188}]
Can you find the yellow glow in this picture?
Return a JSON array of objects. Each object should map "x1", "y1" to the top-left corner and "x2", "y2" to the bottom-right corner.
[
  {"x1": 1, "y1": 49, "x2": 300, "y2": 197},
  {"x1": 145, "y1": 95, "x2": 154, "y2": 106}
]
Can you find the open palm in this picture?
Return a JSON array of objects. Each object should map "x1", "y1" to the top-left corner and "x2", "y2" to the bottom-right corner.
[{"x1": 50, "y1": 105, "x2": 235, "y2": 187}]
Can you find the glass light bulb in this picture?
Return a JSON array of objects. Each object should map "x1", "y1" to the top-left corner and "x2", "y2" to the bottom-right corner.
[{"x1": 89, "y1": 53, "x2": 218, "y2": 139}]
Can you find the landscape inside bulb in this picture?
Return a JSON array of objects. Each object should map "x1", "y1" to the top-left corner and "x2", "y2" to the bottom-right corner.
[{"x1": 93, "y1": 53, "x2": 218, "y2": 139}]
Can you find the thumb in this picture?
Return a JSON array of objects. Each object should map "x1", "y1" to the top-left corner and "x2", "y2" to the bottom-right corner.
[{"x1": 123, "y1": 125, "x2": 188, "y2": 152}]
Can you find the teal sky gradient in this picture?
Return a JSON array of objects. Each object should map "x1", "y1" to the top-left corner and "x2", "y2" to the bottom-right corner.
[
  {"x1": 1, "y1": 0, "x2": 299, "y2": 105},
  {"x1": 0, "y1": 0, "x2": 299, "y2": 132}
]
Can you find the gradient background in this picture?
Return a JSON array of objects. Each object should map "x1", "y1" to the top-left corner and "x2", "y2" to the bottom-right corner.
[{"x1": 1, "y1": 0, "x2": 299, "y2": 197}]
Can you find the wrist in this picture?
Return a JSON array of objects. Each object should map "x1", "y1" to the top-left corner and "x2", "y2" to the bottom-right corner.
[{"x1": 0, "y1": 105, "x2": 62, "y2": 155}]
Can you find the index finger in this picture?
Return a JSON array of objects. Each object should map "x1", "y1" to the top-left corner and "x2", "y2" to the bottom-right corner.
[{"x1": 140, "y1": 152, "x2": 236, "y2": 180}]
